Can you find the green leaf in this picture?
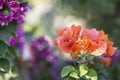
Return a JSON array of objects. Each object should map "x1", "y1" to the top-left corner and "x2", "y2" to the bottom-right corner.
[
  {"x1": 0, "y1": 29, "x2": 11, "y2": 45},
  {"x1": 7, "y1": 46, "x2": 18, "y2": 58},
  {"x1": 61, "y1": 65, "x2": 75, "y2": 78},
  {"x1": 86, "y1": 69, "x2": 98, "y2": 80},
  {"x1": 7, "y1": 20, "x2": 18, "y2": 33},
  {"x1": 11, "y1": 66, "x2": 17, "y2": 73},
  {"x1": 69, "y1": 71, "x2": 79, "y2": 79},
  {"x1": 0, "y1": 58, "x2": 10, "y2": 73},
  {"x1": 0, "y1": 20, "x2": 18, "y2": 45},
  {"x1": 79, "y1": 64, "x2": 88, "y2": 77},
  {"x1": 0, "y1": 41, "x2": 7, "y2": 56}
]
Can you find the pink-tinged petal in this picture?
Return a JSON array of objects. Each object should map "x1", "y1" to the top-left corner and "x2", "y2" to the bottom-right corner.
[
  {"x1": 81, "y1": 29, "x2": 99, "y2": 41},
  {"x1": 91, "y1": 41, "x2": 107, "y2": 56}
]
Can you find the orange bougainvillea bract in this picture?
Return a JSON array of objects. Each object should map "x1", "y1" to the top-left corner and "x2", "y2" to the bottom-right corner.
[
  {"x1": 55, "y1": 24, "x2": 116, "y2": 57},
  {"x1": 101, "y1": 57, "x2": 111, "y2": 67}
]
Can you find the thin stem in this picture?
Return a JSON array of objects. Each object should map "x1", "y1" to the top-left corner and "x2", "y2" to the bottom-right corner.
[
  {"x1": 71, "y1": 54, "x2": 81, "y2": 80},
  {"x1": 72, "y1": 58, "x2": 78, "y2": 70}
]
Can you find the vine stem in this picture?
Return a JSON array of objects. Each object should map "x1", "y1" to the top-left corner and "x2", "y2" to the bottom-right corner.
[{"x1": 71, "y1": 53, "x2": 81, "y2": 80}]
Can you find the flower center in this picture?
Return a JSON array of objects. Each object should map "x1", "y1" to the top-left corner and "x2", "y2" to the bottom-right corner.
[{"x1": 0, "y1": 4, "x2": 10, "y2": 16}]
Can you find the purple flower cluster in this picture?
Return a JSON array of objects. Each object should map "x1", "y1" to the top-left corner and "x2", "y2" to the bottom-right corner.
[
  {"x1": 30, "y1": 37, "x2": 51, "y2": 59},
  {"x1": 0, "y1": 0, "x2": 28, "y2": 26},
  {"x1": 30, "y1": 36, "x2": 59, "y2": 65},
  {"x1": 8, "y1": 0, "x2": 28, "y2": 50},
  {"x1": 30, "y1": 37, "x2": 59, "y2": 79}
]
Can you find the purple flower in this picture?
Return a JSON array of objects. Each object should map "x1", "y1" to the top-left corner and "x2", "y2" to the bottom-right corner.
[
  {"x1": 0, "y1": 13, "x2": 5, "y2": 26},
  {"x1": 0, "y1": 0, "x2": 28, "y2": 26},
  {"x1": 30, "y1": 36, "x2": 52, "y2": 71},
  {"x1": 9, "y1": 25, "x2": 25, "y2": 48},
  {"x1": 103, "y1": 49, "x2": 120, "y2": 64},
  {"x1": 30, "y1": 36, "x2": 59, "y2": 65},
  {"x1": 29, "y1": 37, "x2": 60, "y2": 79},
  {"x1": 50, "y1": 70, "x2": 59, "y2": 79},
  {"x1": 30, "y1": 37, "x2": 51, "y2": 59},
  {"x1": 17, "y1": 25, "x2": 25, "y2": 46},
  {"x1": 46, "y1": 54, "x2": 58, "y2": 64},
  {"x1": 0, "y1": 0, "x2": 6, "y2": 9},
  {"x1": 111, "y1": 49, "x2": 120, "y2": 63},
  {"x1": 20, "y1": 2, "x2": 28, "y2": 12},
  {"x1": 9, "y1": 36, "x2": 17, "y2": 47}
]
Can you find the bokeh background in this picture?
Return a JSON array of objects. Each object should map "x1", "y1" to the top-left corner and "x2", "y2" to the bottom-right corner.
[{"x1": 2, "y1": 0, "x2": 120, "y2": 80}]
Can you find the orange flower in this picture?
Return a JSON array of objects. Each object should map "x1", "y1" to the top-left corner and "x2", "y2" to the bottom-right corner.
[
  {"x1": 81, "y1": 28, "x2": 115, "y2": 56},
  {"x1": 55, "y1": 25, "x2": 81, "y2": 53},
  {"x1": 55, "y1": 24, "x2": 116, "y2": 57},
  {"x1": 55, "y1": 32, "x2": 76, "y2": 53},
  {"x1": 56, "y1": 27, "x2": 69, "y2": 36},
  {"x1": 56, "y1": 24, "x2": 81, "y2": 39},
  {"x1": 71, "y1": 25, "x2": 81, "y2": 39},
  {"x1": 80, "y1": 37, "x2": 90, "y2": 51},
  {"x1": 71, "y1": 37, "x2": 90, "y2": 54},
  {"x1": 90, "y1": 41, "x2": 107, "y2": 56},
  {"x1": 104, "y1": 40, "x2": 116, "y2": 56},
  {"x1": 72, "y1": 41, "x2": 81, "y2": 54},
  {"x1": 97, "y1": 30, "x2": 116, "y2": 56},
  {"x1": 87, "y1": 40, "x2": 99, "y2": 54},
  {"x1": 97, "y1": 30, "x2": 108, "y2": 42},
  {"x1": 101, "y1": 57, "x2": 111, "y2": 67},
  {"x1": 81, "y1": 29, "x2": 100, "y2": 54},
  {"x1": 81, "y1": 29, "x2": 107, "y2": 55}
]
